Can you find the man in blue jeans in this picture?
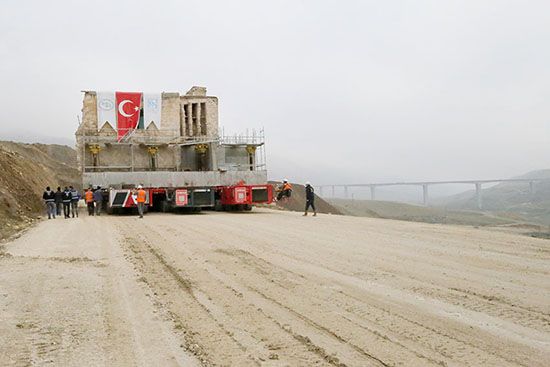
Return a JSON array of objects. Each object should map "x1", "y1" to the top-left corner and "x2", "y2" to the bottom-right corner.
[
  {"x1": 42, "y1": 186, "x2": 56, "y2": 219},
  {"x1": 93, "y1": 187, "x2": 104, "y2": 216}
]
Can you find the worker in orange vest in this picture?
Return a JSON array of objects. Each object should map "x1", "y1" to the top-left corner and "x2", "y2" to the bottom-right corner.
[
  {"x1": 277, "y1": 179, "x2": 292, "y2": 201},
  {"x1": 84, "y1": 188, "x2": 94, "y2": 216},
  {"x1": 136, "y1": 185, "x2": 147, "y2": 218}
]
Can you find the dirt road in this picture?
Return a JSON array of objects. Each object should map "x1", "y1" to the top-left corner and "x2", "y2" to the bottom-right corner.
[{"x1": 1, "y1": 209, "x2": 549, "y2": 366}]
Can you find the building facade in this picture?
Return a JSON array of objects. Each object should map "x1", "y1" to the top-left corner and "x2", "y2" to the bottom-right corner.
[{"x1": 76, "y1": 86, "x2": 266, "y2": 188}]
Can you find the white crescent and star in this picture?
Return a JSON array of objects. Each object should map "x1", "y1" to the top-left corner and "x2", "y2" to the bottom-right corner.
[{"x1": 118, "y1": 100, "x2": 140, "y2": 117}]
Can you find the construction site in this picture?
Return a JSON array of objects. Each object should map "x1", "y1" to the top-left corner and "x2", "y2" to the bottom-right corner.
[
  {"x1": 0, "y1": 86, "x2": 549, "y2": 367},
  {"x1": 3, "y1": 1, "x2": 550, "y2": 365}
]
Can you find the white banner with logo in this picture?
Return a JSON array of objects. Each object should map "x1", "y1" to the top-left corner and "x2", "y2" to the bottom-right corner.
[
  {"x1": 143, "y1": 93, "x2": 162, "y2": 129},
  {"x1": 96, "y1": 91, "x2": 117, "y2": 131}
]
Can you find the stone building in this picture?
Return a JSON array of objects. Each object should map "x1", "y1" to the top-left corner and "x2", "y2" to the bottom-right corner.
[{"x1": 76, "y1": 86, "x2": 266, "y2": 188}]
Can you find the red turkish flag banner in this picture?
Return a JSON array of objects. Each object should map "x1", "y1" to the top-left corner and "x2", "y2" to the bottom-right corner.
[{"x1": 115, "y1": 92, "x2": 142, "y2": 141}]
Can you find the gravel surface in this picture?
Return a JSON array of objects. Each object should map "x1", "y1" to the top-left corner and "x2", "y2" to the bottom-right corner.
[{"x1": 1, "y1": 208, "x2": 549, "y2": 366}]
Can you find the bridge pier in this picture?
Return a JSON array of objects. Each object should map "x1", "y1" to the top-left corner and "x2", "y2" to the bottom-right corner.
[
  {"x1": 529, "y1": 181, "x2": 535, "y2": 199},
  {"x1": 475, "y1": 183, "x2": 483, "y2": 210},
  {"x1": 370, "y1": 186, "x2": 376, "y2": 200},
  {"x1": 319, "y1": 186, "x2": 324, "y2": 197},
  {"x1": 344, "y1": 186, "x2": 349, "y2": 199},
  {"x1": 422, "y1": 184, "x2": 429, "y2": 206},
  {"x1": 331, "y1": 185, "x2": 335, "y2": 198}
]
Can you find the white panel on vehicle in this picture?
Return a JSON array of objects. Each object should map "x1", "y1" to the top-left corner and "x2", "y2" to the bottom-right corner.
[
  {"x1": 175, "y1": 189, "x2": 188, "y2": 206},
  {"x1": 235, "y1": 187, "x2": 247, "y2": 203}
]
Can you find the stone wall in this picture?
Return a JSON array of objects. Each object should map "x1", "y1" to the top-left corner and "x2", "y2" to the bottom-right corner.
[
  {"x1": 160, "y1": 93, "x2": 181, "y2": 135},
  {"x1": 77, "y1": 88, "x2": 219, "y2": 138},
  {"x1": 76, "y1": 87, "x2": 220, "y2": 173}
]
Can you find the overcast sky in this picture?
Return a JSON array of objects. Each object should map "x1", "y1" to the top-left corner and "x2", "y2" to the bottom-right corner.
[{"x1": 1, "y1": 0, "x2": 548, "y2": 186}]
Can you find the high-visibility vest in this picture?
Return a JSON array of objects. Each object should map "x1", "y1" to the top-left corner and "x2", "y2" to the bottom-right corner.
[
  {"x1": 283, "y1": 183, "x2": 292, "y2": 191},
  {"x1": 85, "y1": 191, "x2": 94, "y2": 203},
  {"x1": 137, "y1": 189, "x2": 147, "y2": 203}
]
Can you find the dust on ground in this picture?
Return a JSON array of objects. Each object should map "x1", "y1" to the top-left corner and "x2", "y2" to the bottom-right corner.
[{"x1": 1, "y1": 208, "x2": 549, "y2": 366}]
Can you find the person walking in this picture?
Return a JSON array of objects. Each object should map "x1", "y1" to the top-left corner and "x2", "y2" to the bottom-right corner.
[
  {"x1": 62, "y1": 187, "x2": 72, "y2": 218},
  {"x1": 43, "y1": 186, "x2": 56, "y2": 219},
  {"x1": 136, "y1": 185, "x2": 147, "y2": 218},
  {"x1": 69, "y1": 186, "x2": 80, "y2": 218},
  {"x1": 54, "y1": 187, "x2": 63, "y2": 217},
  {"x1": 93, "y1": 187, "x2": 103, "y2": 216},
  {"x1": 304, "y1": 182, "x2": 317, "y2": 216},
  {"x1": 84, "y1": 188, "x2": 94, "y2": 216}
]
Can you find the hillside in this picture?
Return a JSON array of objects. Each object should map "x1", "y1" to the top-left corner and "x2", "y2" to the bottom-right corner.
[
  {"x1": 436, "y1": 169, "x2": 550, "y2": 225},
  {"x1": 0, "y1": 141, "x2": 80, "y2": 240},
  {"x1": 329, "y1": 198, "x2": 523, "y2": 227},
  {"x1": 269, "y1": 181, "x2": 342, "y2": 215}
]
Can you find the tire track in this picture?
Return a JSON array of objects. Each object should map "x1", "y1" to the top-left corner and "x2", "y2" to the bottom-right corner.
[{"x1": 134, "y1": 220, "x2": 389, "y2": 366}]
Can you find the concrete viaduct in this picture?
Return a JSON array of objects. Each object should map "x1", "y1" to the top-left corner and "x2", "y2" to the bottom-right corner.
[{"x1": 316, "y1": 178, "x2": 549, "y2": 210}]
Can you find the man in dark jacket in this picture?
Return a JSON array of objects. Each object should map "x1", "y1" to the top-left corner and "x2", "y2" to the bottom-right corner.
[
  {"x1": 93, "y1": 187, "x2": 104, "y2": 216},
  {"x1": 69, "y1": 186, "x2": 80, "y2": 218},
  {"x1": 43, "y1": 187, "x2": 56, "y2": 219},
  {"x1": 54, "y1": 187, "x2": 63, "y2": 216},
  {"x1": 62, "y1": 187, "x2": 72, "y2": 218},
  {"x1": 303, "y1": 182, "x2": 317, "y2": 216}
]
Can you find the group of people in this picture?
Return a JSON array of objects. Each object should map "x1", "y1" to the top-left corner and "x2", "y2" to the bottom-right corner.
[
  {"x1": 42, "y1": 186, "x2": 81, "y2": 219},
  {"x1": 42, "y1": 186, "x2": 106, "y2": 219},
  {"x1": 276, "y1": 179, "x2": 317, "y2": 216},
  {"x1": 42, "y1": 185, "x2": 146, "y2": 219},
  {"x1": 83, "y1": 187, "x2": 104, "y2": 216}
]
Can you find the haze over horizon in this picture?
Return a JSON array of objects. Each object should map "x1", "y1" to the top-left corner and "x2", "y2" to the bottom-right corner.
[{"x1": 1, "y1": 0, "x2": 549, "y2": 186}]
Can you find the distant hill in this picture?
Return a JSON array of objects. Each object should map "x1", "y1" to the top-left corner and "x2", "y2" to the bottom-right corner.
[
  {"x1": 0, "y1": 130, "x2": 75, "y2": 147},
  {"x1": 0, "y1": 141, "x2": 80, "y2": 240},
  {"x1": 435, "y1": 169, "x2": 550, "y2": 225},
  {"x1": 269, "y1": 181, "x2": 342, "y2": 215},
  {"x1": 329, "y1": 198, "x2": 522, "y2": 227}
]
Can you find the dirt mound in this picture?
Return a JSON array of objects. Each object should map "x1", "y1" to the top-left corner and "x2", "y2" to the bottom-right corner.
[
  {"x1": 0, "y1": 141, "x2": 80, "y2": 240},
  {"x1": 269, "y1": 181, "x2": 342, "y2": 215}
]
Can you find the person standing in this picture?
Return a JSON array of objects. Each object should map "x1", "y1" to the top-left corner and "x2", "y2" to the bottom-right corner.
[
  {"x1": 43, "y1": 186, "x2": 56, "y2": 219},
  {"x1": 136, "y1": 185, "x2": 147, "y2": 218},
  {"x1": 69, "y1": 186, "x2": 80, "y2": 218},
  {"x1": 93, "y1": 187, "x2": 103, "y2": 216},
  {"x1": 304, "y1": 182, "x2": 317, "y2": 216},
  {"x1": 54, "y1": 187, "x2": 63, "y2": 217},
  {"x1": 84, "y1": 188, "x2": 94, "y2": 216},
  {"x1": 62, "y1": 187, "x2": 72, "y2": 218}
]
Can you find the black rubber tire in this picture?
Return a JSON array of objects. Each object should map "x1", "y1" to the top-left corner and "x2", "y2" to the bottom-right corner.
[{"x1": 160, "y1": 200, "x2": 170, "y2": 213}]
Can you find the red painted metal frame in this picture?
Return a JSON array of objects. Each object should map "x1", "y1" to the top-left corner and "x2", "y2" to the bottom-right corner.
[{"x1": 216, "y1": 184, "x2": 273, "y2": 206}]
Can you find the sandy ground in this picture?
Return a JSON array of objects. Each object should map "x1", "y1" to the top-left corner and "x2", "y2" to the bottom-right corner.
[{"x1": 1, "y1": 209, "x2": 549, "y2": 367}]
